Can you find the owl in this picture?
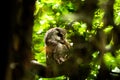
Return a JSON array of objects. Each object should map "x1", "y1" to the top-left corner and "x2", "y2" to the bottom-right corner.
[{"x1": 44, "y1": 27, "x2": 71, "y2": 65}]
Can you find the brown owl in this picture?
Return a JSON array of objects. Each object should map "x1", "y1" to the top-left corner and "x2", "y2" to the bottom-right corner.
[{"x1": 44, "y1": 27, "x2": 70, "y2": 65}]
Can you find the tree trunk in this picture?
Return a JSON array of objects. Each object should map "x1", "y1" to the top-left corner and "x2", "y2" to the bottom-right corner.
[{"x1": 0, "y1": 0, "x2": 35, "y2": 80}]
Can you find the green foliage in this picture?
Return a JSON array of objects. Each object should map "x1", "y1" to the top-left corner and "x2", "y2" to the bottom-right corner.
[
  {"x1": 37, "y1": 76, "x2": 67, "y2": 80},
  {"x1": 114, "y1": 0, "x2": 120, "y2": 25},
  {"x1": 32, "y1": 0, "x2": 120, "y2": 79},
  {"x1": 92, "y1": 9, "x2": 104, "y2": 29},
  {"x1": 104, "y1": 52, "x2": 117, "y2": 69}
]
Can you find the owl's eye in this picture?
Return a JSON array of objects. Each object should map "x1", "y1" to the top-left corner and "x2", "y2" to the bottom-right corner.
[{"x1": 57, "y1": 33, "x2": 63, "y2": 38}]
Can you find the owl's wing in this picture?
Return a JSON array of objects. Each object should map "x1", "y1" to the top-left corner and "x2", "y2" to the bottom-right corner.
[{"x1": 53, "y1": 43, "x2": 70, "y2": 64}]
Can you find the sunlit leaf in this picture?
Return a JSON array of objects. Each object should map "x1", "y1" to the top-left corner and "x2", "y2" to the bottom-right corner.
[
  {"x1": 104, "y1": 26, "x2": 113, "y2": 34},
  {"x1": 104, "y1": 52, "x2": 117, "y2": 69}
]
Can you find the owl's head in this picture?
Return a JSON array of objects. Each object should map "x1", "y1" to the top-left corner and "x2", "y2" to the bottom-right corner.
[{"x1": 44, "y1": 27, "x2": 67, "y2": 44}]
